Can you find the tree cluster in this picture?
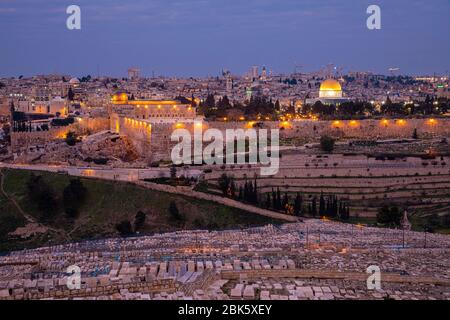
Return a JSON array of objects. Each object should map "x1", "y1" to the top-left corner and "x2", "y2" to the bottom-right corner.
[
  {"x1": 376, "y1": 206, "x2": 402, "y2": 227},
  {"x1": 63, "y1": 179, "x2": 87, "y2": 218},
  {"x1": 115, "y1": 211, "x2": 148, "y2": 236},
  {"x1": 26, "y1": 174, "x2": 58, "y2": 220}
]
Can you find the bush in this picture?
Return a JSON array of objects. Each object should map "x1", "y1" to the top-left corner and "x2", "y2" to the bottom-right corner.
[
  {"x1": 26, "y1": 174, "x2": 58, "y2": 220},
  {"x1": 65, "y1": 131, "x2": 78, "y2": 146},
  {"x1": 93, "y1": 158, "x2": 108, "y2": 165},
  {"x1": 376, "y1": 206, "x2": 402, "y2": 227},
  {"x1": 320, "y1": 136, "x2": 335, "y2": 153},
  {"x1": 193, "y1": 180, "x2": 209, "y2": 193},
  {"x1": 134, "y1": 211, "x2": 146, "y2": 231},
  {"x1": 168, "y1": 201, "x2": 183, "y2": 221},
  {"x1": 116, "y1": 220, "x2": 133, "y2": 236},
  {"x1": 63, "y1": 179, "x2": 87, "y2": 218}
]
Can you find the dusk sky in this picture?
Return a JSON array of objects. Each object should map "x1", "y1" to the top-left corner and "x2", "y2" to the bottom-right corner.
[{"x1": 0, "y1": 0, "x2": 449, "y2": 78}]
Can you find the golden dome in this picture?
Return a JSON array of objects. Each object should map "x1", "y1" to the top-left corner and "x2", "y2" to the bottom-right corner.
[
  {"x1": 319, "y1": 79, "x2": 343, "y2": 99},
  {"x1": 320, "y1": 79, "x2": 342, "y2": 92}
]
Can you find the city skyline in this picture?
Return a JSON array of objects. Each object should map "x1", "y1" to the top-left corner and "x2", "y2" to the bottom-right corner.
[
  {"x1": 1, "y1": 0, "x2": 449, "y2": 78},
  {"x1": 1, "y1": 0, "x2": 449, "y2": 306}
]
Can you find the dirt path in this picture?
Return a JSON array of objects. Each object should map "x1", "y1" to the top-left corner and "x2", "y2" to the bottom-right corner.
[
  {"x1": 135, "y1": 181, "x2": 299, "y2": 222},
  {"x1": 0, "y1": 169, "x2": 71, "y2": 241},
  {"x1": 0, "y1": 164, "x2": 298, "y2": 223},
  {"x1": 0, "y1": 169, "x2": 35, "y2": 223}
]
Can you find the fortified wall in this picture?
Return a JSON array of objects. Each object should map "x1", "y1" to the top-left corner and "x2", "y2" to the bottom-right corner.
[
  {"x1": 207, "y1": 118, "x2": 449, "y2": 140},
  {"x1": 11, "y1": 117, "x2": 110, "y2": 153},
  {"x1": 74, "y1": 117, "x2": 110, "y2": 135},
  {"x1": 111, "y1": 117, "x2": 450, "y2": 162}
]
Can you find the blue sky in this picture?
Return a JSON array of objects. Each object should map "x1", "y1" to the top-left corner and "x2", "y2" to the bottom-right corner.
[{"x1": 0, "y1": 0, "x2": 449, "y2": 77}]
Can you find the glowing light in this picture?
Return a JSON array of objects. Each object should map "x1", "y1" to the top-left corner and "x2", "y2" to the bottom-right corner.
[
  {"x1": 428, "y1": 118, "x2": 437, "y2": 125},
  {"x1": 175, "y1": 123, "x2": 184, "y2": 129},
  {"x1": 332, "y1": 120, "x2": 342, "y2": 128},
  {"x1": 396, "y1": 119, "x2": 406, "y2": 126},
  {"x1": 381, "y1": 119, "x2": 389, "y2": 126},
  {"x1": 82, "y1": 169, "x2": 95, "y2": 177},
  {"x1": 223, "y1": 117, "x2": 228, "y2": 121},
  {"x1": 281, "y1": 121, "x2": 292, "y2": 129},
  {"x1": 246, "y1": 121, "x2": 255, "y2": 128},
  {"x1": 239, "y1": 116, "x2": 245, "y2": 121},
  {"x1": 349, "y1": 120, "x2": 358, "y2": 127}
]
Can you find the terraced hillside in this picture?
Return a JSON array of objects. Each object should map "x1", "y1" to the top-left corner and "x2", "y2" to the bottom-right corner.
[{"x1": 203, "y1": 153, "x2": 450, "y2": 231}]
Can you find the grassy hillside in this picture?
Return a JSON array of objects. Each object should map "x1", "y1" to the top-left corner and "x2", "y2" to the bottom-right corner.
[{"x1": 0, "y1": 169, "x2": 281, "y2": 252}]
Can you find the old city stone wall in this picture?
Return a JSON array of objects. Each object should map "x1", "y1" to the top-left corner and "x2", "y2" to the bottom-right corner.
[
  {"x1": 11, "y1": 128, "x2": 68, "y2": 153},
  {"x1": 73, "y1": 117, "x2": 110, "y2": 135},
  {"x1": 11, "y1": 117, "x2": 110, "y2": 153},
  {"x1": 111, "y1": 117, "x2": 450, "y2": 162},
  {"x1": 110, "y1": 114, "x2": 152, "y2": 157},
  {"x1": 207, "y1": 118, "x2": 449, "y2": 139}
]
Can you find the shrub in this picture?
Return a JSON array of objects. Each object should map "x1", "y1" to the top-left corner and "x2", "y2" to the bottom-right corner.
[
  {"x1": 65, "y1": 131, "x2": 78, "y2": 146},
  {"x1": 168, "y1": 201, "x2": 183, "y2": 221},
  {"x1": 134, "y1": 211, "x2": 146, "y2": 231},
  {"x1": 116, "y1": 220, "x2": 133, "y2": 236},
  {"x1": 26, "y1": 174, "x2": 58, "y2": 220},
  {"x1": 63, "y1": 179, "x2": 87, "y2": 218},
  {"x1": 320, "y1": 135, "x2": 335, "y2": 153},
  {"x1": 376, "y1": 206, "x2": 402, "y2": 227}
]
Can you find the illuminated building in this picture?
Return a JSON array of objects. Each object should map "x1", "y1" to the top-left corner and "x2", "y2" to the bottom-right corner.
[
  {"x1": 305, "y1": 78, "x2": 351, "y2": 106},
  {"x1": 110, "y1": 92, "x2": 197, "y2": 123},
  {"x1": 68, "y1": 78, "x2": 80, "y2": 88},
  {"x1": 319, "y1": 79, "x2": 343, "y2": 98}
]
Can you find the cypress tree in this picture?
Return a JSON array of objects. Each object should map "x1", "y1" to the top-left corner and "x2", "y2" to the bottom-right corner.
[
  {"x1": 282, "y1": 193, "x2": 289, "y2": 213},
  {"x1": 276, "y1": 187, "x2": 282, "y2": 210},
  {"x1": 244, "y1": 180, "x2": 249, "y2": 202},
  {"x1": 266, "y1": 193, "x2": 271, "y2": 209},
  {"x1": 312, "y1": 196, "x2": 317, "y2": 217},
  {"x1": 253, "y1": 177, "x2": 258, "y2": 204},
  {"x1": 319, "y1": 193, "x2": 325, "y2": 217},
  {"x1": 294, "y1": 193, "x2": 302, "y2": 216},
  {"x1": 272, "y1": 188, "x2": 277, "y2": 209}
]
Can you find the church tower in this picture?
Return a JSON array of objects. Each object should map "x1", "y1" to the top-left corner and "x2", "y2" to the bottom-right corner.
[{"x1": 401, "y1": 209, "x2": 411, "y2": 231}]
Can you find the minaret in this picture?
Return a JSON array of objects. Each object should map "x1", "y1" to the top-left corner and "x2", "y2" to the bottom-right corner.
[
  {"x1": 261, "y1": 66, "x2": 267, "y2": 81},
  {"x1": 226, "y1": 74, "x2": 233, "y2": 94},
  {"x1": 401, "y1": 209, "x2": 411, "y2": 231}
]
